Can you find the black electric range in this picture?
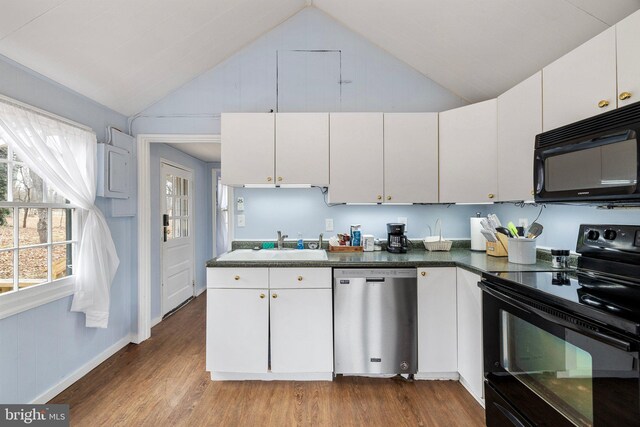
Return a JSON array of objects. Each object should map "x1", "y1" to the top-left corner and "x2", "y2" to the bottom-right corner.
[{"x1": 481, "y1": 224, "x2": 640, "y2": 427}]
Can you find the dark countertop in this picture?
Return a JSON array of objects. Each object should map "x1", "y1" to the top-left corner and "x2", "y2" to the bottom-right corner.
[{"x1": 206, "y1": 248, "x2": 561, "y2": 276}]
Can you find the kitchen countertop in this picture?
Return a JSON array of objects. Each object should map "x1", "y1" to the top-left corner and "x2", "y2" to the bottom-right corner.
[{"x1": 206, "y1": 248, "x2": 563, "y2": 276}]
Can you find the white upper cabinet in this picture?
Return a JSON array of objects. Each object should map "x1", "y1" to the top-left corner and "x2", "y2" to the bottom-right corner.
[
  {"x1": 221, "y1": 113, "x2": 275, "y2": 186},
  {"x1": 543, "y1": 27, "x2": 617, "y2": 131},
  {"x1": 329, "y1": 113, "x2": 384, "y2": 204},
  {"x1": 497, "y1": 72, "x2": 542, "y2": 202},
  {"x1": 275, "y1": 113, "x2": 329, "y2": 186},
  {"x1": 616, "y1": 9, "x2": 640, "y2": 108},
  {"x1": 439, "y1": 99, "x2": 498, "y2": 204},
  {"x1": 384, "y1": 113, "x2": 439, "y2": 203}
]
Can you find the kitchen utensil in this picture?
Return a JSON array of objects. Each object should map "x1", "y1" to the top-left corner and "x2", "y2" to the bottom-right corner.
[
  {"x1": 481, "y1": 229, "x2": 497, "y2": 242},
  {"x1": 495, "y1": 226, "x2": 512, "y2": 237},
  {"x1": 488, "y1": 214, "x2": 502, "y2": 229},
  {"x1": 527, "y1": 222, "x2": 544, "y2": 239},
  {"x1": 507, "y1": 222, "x2": 520, "y2": 239}
]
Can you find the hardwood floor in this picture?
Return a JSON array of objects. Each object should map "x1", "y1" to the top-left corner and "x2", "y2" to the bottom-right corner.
[{"x1": 51, "y1": 292, "x2": 485, "y2": 426}]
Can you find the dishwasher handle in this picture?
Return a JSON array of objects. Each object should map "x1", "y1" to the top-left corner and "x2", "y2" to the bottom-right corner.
[{"x1": 365, "y1": 278, "x2": 385, "y2": 282}]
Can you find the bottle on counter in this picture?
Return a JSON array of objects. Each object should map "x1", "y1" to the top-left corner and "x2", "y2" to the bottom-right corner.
[{"x1": 297, "y1": 233, "x2": 304, "y2": 250}]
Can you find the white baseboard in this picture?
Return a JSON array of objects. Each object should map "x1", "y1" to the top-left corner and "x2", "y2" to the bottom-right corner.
[
  {"x1": 195, "y1": 286, "x2": 206, "y2": 297},
  {"x1": 415, "y1": 372, "x2": 459, "y2": 380},
  {"x1": 31, "y1": 333, "x2": 133, "y2": 404},
  {"x1": 210, "y1": 372, "x2": 333, "y2": 381},
  {"x1": 459, "y1": 376, "x2": 485, "y2": 408},
  {"x1": 151, "y1": 316, "x2": 162, "y2": 328}
]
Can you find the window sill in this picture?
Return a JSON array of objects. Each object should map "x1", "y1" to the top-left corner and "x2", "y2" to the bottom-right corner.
[{"x1": 0, "y1": 276, "x2": 75, "y2": 320}]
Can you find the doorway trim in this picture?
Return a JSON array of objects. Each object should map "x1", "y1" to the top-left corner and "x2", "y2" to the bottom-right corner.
[{"x1": 136, "y1": 134, "x2": 220, "y2": 344}]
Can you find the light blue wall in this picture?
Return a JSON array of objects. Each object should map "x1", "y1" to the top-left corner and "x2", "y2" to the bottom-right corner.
[
  {"x1": 0, "y1": 54, "x2": 134, "y2": 403},
  {"x1": 149, "y1": 144, "x2": 213, "y2": 321},
  {"x1": 132, "y1": 8, "x2": 466, "y2": 135}
]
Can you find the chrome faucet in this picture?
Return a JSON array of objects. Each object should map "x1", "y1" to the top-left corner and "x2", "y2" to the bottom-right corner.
[
  {"x1": 277, "y1": 230, "x2": 288, "y2": 250},
  {"x1": 318, "y1": 233, "x2": 324, "y2": 249}
]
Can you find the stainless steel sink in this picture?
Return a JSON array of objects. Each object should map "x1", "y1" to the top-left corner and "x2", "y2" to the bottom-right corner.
[{"x1": 216, "y1": 249, "x2": 328, "y2": 261}]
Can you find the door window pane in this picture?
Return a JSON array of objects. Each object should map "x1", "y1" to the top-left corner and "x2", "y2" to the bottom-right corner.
[
  {"x1": 181, "y1": 219, "x2": 189, "y2": 237},
  {"x1": 0, "y1": 250, "x2": 13, "y2": 294},
  {"x1": 181, "y1": 198, "x2": 189, "y2": 216},
  {"x1": 165, "y1": 175, "x2": 173, "y2": 195},
  {"x1": 52, "y1": 243, "x2": 72, "y2": 280},
  {"x1": 19, "y1": 247, "x2": 48, "y2": 288},
  {"x1": 175, "y1": 177, "x2": 182, "y2": 196},
  {"x1": 0, "y1": 162, "x2": 7, "y2": 202},
  {"x1": 183, "y1": 179, "x2": 189, "y2": 196},
  {"x1": 18, "y1": 208, "x2": 48, "y2": 247},
  {"x1": 174, "y1": 219, "x2": 181, "y2": 238},
  {"x1": 0, "y1": 140, "x2": 7, "y2": 159}
]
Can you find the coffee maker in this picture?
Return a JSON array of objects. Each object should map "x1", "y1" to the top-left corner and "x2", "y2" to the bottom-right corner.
[{"x1": 387, "y1": 223, "x2": 408, "y2": 254}]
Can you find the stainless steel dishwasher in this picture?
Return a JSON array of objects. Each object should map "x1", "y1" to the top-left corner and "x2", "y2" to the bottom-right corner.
[{"x1": 334, "y1": 268, "x2": 417, "y2": 375}]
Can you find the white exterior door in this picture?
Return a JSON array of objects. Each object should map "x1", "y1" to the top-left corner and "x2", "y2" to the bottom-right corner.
[{"x1": 161, "y1": 162, "x2": 194, "y2": 316}]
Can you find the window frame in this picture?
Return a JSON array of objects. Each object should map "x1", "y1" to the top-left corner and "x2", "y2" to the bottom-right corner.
[{"x1": 0, "y1": 145, "x2": 79, "y2": 320}]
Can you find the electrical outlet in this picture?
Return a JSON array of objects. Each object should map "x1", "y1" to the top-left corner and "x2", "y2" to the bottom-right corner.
[
  {"x1": 519, "y1": 218, "x2": 529, "y2": 230},
  {"x1": 398, "y1": 217, "x2": 408, "y2": 231},
  {"x1": 236, "y1": 197, "x2": 244, "y2": 212},
  {"x1": 237, "y1": 214, "x2": 245, "y2": 227},
  {"x1": 325, "y1": 218, "x2": 334, "y2": 232}
]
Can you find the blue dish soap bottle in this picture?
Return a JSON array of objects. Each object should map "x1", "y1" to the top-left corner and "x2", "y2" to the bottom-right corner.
[{"x1": 297, "y1": 233, "x2": 304, "y2": 249}]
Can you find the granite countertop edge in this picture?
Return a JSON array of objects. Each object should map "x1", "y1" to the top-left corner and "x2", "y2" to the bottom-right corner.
[{"x1": 206, "y1": 247, "x2": 564, "y2": 275}]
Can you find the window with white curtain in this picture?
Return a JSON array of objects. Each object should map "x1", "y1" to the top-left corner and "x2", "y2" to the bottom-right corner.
[{"x1": 0, "y1": 139, "x2": 77, "y2": 296}]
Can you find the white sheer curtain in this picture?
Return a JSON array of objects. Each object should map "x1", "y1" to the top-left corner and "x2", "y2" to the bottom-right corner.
[{"x1": 0, "y1": 98, "x2": 119, "y2": 328}]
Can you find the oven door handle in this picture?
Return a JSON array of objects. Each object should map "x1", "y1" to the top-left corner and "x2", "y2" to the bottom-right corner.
[{"x1": 481, "y1": 283, "x2": 635, "y2": 352}]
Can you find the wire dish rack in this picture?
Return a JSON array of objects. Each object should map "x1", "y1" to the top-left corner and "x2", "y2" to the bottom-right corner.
[{"x1": 423, "y1": 219, "x2": 453, "y2": 252}]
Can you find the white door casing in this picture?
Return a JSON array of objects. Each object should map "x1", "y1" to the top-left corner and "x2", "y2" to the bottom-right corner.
[{"x1": 161, "y1": 161, "x2": 195, "y2": 316}]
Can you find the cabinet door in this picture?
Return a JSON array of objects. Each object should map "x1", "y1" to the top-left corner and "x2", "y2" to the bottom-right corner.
[
  {"x1": 616, "y1": 9, "x2": 640, "y2": 109},
  {"x1": 329, "y1": 113, "x2": 384, "y2": 203},
  {"x1": 207, "y1": 289, "x2": 269, "y2": 373},
  {"x1": 270, "y1": 289, "x2": 333, "y2": 373},
  {"x1": 417, "y1": 268, "x2": 457, "y2": 374},
  {"x1": 439, "y1": 99, "x2": 498, "y2": 203},
  {"x1": 497, "y1": 72, "x2": 542, "y2": 202},
  {"x1": 275, "y1": 113, "x2": 329, "y2": 186},
  {"x1": 456, "y1": 268, "x2": 484, "y2": 401},
  {"x1": 543, "y1": 27, "x2": 616, "y2": 131},
  {"x1": 384, "y1": 113, "x2": 439, "y2": 203},
  {"x1": 221, "y1": 113, "x2": 275, "y2": 186}
]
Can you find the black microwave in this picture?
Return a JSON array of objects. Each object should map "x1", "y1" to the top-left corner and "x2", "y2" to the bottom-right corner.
[{"x1": 534, "y1": 101, "x2": 640, "y2": 203}]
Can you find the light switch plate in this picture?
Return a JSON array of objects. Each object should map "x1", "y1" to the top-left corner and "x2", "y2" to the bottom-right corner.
[
  {"x1": 237, "y1": 197, "x2": 244, "y2": 212},
  {"x1": 325, "y1": 218, "x2": 334, "y2": 232},
  {"x1": 237, "y1": 214, "x2": 245, "y2": 227}
]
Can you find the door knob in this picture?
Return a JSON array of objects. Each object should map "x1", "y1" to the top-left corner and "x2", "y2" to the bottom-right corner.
[
  {"x1": 377, "y1": 195, "x2": 382, "y2": 200},
  {"x1": 272, "y1": 293, "x2": 278, "y2": 299},
  {"x1": 234, "y1": 275, "x2": 240, "y2": 280},
  {"x1": 277, "y1": 176, "x2": 283, "y2": 182},
  {"x1": 421, "y1": 271, "x2": 426, "y2": 277},
  {"x1": 386, "y1": 196, "x2": 392, "y2": 201},
  {"x1": 619, "y1": 92, "x2": 632, "y2": 101},
  {"x1": 267, "y1": 177, "x2": 273, "y2": 182},
  {"x1": 488, "y1": 193, "x2": 495, "y2": 199},
  {"x1": 598, "y1": 100, "x2": 610, "y2": 108},
  {"x1": 259, "y1": 293, "x2": 265, "y2": 299},
  {"x1": 297, "y1": 276, "x2": 303, "y2": 281}
]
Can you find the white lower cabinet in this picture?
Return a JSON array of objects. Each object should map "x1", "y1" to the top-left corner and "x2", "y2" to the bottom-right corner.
[
  {"x1": 456, "y1": 267, "x2": 484, "y2": 403},
  {"x1": 206, "y1": 268, "x2": 333, "y2": 380},
  {"x1": 207, "y1": 288, "x2": 269, "y2": 373},
  {"x1": 270, "y1": 288, "x2": 333, "y2": 373},
  {"x1": 417, "y1": 268, "x2": 458, "y2": 378}
]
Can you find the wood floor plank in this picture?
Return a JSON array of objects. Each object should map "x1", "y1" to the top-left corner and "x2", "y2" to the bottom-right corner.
[{"x1": 51, "y1": 292, "x2": 485, "y2": 426}]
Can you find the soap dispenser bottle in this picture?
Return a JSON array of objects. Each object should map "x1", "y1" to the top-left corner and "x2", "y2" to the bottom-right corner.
[{"x1": 297, "y1": 233, "x2": 304, "y2": 249}]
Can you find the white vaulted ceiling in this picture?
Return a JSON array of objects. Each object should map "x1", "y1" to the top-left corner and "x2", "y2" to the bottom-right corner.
[
  {"x1": 313, "y1": 0, "x2": 640, "y2": 102},
  {"x1": 0, "y1": 0, "x2": 639, "y2": 115},
  {"x1": 0, "y1": 0, "x2": 306, "y2": 116}
]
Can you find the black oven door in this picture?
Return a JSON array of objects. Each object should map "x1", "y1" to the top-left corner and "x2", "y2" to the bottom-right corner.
[
  {"x1": 481, "y1": 280, "x2": 640, "y2": 427},
  {"x1": 534, "y1": 129, "x2": 640, "y2": 202}
]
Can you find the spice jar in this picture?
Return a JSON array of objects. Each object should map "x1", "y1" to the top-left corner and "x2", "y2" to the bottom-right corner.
[{"x1": 551, "y1": 249, "x2": 570, "y2": 269}]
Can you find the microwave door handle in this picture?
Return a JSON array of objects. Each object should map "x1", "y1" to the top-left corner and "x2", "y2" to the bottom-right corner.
[
  {"x1": 534, "y1": 156, "x2": 544, "y2": 194},
  {"x1": 481, "y1": 283, "x2": 634, "y2": 352}
]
